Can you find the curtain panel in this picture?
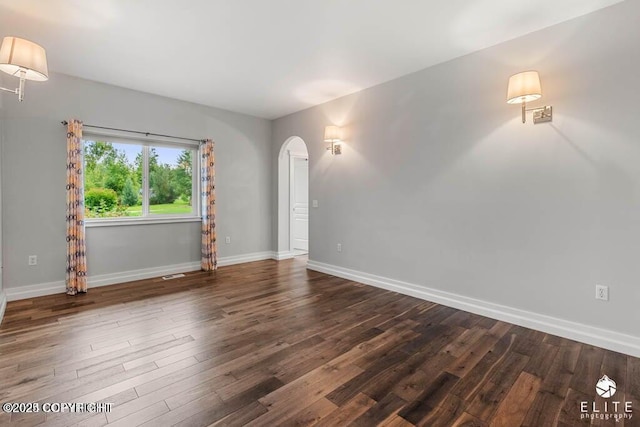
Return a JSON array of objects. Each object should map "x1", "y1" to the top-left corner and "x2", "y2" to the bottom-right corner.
[
  {"x1": 66, "y1": 119, "x2": 88, "y2": 295},
  {"x1": 201, "y1": 139, "x2": 218, "y2": 271}
]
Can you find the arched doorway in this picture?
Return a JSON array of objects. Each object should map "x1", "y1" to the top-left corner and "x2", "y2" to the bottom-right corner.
[{"x1": 277, "y1": 136, "x2": 309, "y2": 258}]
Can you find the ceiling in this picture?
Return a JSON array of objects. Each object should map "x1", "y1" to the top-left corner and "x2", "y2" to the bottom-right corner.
[{"x1": 0, "y1": 0, "x2": 624, "y2": 119}]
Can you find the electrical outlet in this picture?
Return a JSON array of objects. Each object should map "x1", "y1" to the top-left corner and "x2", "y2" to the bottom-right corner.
[
  {"x1": 225, "y1": 236, "x2": 231, "y2": 244},
  {"x1": 312, "y1": 200, "x2": 319, "y2": 208},
  {"x1": 28, "y1": 255, "x2": 37, "y2": 266},
  {"x1": 595, "y1": 285, "x2": 609, "y2": 301},
  {"x1": 337, "y1": 243, "x2": 342, "y2": 253}
]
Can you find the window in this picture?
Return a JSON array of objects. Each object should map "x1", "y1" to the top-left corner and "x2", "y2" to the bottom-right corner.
[{"x1": 83, "y1": 137, "x2": 199, "y2": 224}]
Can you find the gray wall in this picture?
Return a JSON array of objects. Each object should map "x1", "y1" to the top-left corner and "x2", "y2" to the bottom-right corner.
[
  {"x1": 272, "y1": 1, "x2": 640, "y2": 337},
  {"x1": 1, "y1": 73, "x2": 272, "y2": 288}
]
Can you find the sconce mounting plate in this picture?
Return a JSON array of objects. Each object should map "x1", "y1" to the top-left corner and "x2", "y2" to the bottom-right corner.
[
  {"x1": 326, "y1": 143, "x2": 342, "y2": 155},
  {"x1": 532, "y1": 106, "x2": 552, "y2": 124}
]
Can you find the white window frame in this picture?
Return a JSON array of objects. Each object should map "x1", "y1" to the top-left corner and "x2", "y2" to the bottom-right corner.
[{"x1": 82, "y1": 132, "x2": 201, "y2": 227}]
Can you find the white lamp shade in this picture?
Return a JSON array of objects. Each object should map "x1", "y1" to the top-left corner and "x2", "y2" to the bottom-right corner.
[
  {"x1": 324, "y1": 125, "x2": 341, "y2": 142},
  {"x1": 0, "y1": 37, "x2": 49, "y2": 81},
  {"x1": 507, "y1": 71, "x2": 541, "y2": 104}
]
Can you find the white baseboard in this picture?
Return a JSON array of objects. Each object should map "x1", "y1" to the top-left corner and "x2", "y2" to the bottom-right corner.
[
  {"x1": 218, "y1": 251, "x2": 275, "y2": 266},
  {"x1": 307, "y1": 260, "x2": 640, "y2": 358},
  {"x1": 5, "y1": 280, "x2": 66, "y2": 302},
  {"x1": 274, "y1": 251, "x2": 295, "y2": 261},
  {"x1": 0, "y1": 291, "x2": 6, "y2": 325},
  {"x1": 88, "y1": 262, "x2": 202, "y2": 288},
  {"x1": 4, "y1": 251, "x2": 277, "y2": 302}
]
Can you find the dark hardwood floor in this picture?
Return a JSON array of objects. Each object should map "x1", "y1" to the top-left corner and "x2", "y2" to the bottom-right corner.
[{"x1": 1, "y1": 257, "x2": 638, "y2": 426}]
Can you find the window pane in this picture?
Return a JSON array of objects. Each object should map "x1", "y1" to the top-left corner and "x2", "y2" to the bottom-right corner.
[
  {"x1": 84, "y1": 140, "x2": 143, "y2": 218},
  {"x1": 149, "y1": 146, "x2": 194, "y2": 215}
]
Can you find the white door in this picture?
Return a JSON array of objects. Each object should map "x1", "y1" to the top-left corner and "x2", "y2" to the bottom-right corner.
[{"x1": 291, "y1": 156, "x2": 309, "y2": 253}]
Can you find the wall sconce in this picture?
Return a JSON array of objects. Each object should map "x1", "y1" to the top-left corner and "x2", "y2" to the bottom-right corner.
[
  {"x1": 324, "y1": 125, "x2": 342, "y2": 155},
  {"x1": 0, "y1": 36, "x2": 49, "y2": 102},
  {"x1": 507, "y1": 70, "x2": 552, "y2": 124}
]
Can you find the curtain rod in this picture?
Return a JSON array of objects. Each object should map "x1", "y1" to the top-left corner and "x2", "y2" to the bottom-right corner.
[{"x1": 60, "y1": 121, "x2": 206, "y2": 143}]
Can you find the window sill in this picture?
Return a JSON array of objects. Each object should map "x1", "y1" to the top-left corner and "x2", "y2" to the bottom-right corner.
[{"x1": 85, "y1": 216, "x2": 202, "y2": 228}]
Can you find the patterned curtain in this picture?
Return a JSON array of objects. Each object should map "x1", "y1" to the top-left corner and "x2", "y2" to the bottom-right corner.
[
  {"x1": 66, "y1": 120, "x2": 88, "y2": 295},
  {"x1": 201, "y1": 139, "x2": 218, "y2": 271}
]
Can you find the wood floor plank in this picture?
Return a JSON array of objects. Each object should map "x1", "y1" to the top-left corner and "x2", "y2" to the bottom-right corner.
[
  {"x1": 364, "y1": 350, "x2": 454, "y2": 404},
  {"x1": 134, "y1": 341, "x2": 286, "y2": 397},
  {"x1": 448, "y1": 328, "x2": 515, "y2": 403},
  {"x1": 523, "y1": 342, "x2": 559, "y2": 380},
  {"x1": 412, "y1": 394, "x2": 467, "y2": 427},
  {"x1": 452, "y1": 412, "x2": 487, "y2": 426},
  {"x1": 569, "y1": 345, "x2": 606, "y2": 396},
  {"x1": 77, "y1": 335, "x2": 195, "y2": 378},
  {"x1": 170, "y1": 376, "x2": 284, "y2": 427},
  {"x1": 279, "y1": 397, "x2": 337, "y2": 426},
  {"x1": 315, "y1": 392, "x2": 376, "y2": 427},
  {"x1": 208, "y1": 401, "x2": 268, "y2": 427},
  {"x1": 350, "y1": 392, "x2": 408, "y2": 427},
  {"x1": 392, "y1": 368, "x2": 432, "y2": 402},
  {"x1": 250, "y1": 364, "x2": 363, "y2": 426},
  {"x1": 442, "y1": 327, "x2": 488, "y2": 358},
  {"x1": 8, "y1": 360, "x2": 157, "y2": 404},
  {"x1": 398, "y1": 372, "x2": 460, "y2": 425},
  {"x1": 107, "y1": 400, "x2": 170, "y2": 427},
  {"x1": 628, "y1": 355, "x2": 640, "y2": 402},
  {"x1": 539, "y1": 342, "x2": 581, "y2": 398},
  {"x1": 557, "y1": 387, "x2": 592, "y2": 426},
  {"x1": 521, "y1": 390, "x2": 564, "y2": 427},
  {"x1": 488, "y1": 371, "x2": 541, "y2": 427},
  {"x1": 106, "y1": 372, "x2": 234, "y2": 422},
  {"x1": 465, "y1": 351, "x2": 531, "y2": 421},
  {"x1": 326, "y1": 349, "x2": 409, "y2": 406},
  {"x1": 138, "y1": 386, "x2": 223, "y2": 426},
  {"x1": 379, "y1": 414, "x2": 415, "y2": 427},
  {"x1": 446, "y1": 323, "x2": 512, "y2": 379},
  {"x1": 80, "y1": 357, "x2": 198, "y2": 403},
  {"x1": 44, "y1": 388, "x2": 139, "y2": 427},
  {"x1": 73, "y1": 413, "x2": 109, "y2": 427},
  {"x1": 0, "y1": 257, "x2": 636, "y2": 427}
]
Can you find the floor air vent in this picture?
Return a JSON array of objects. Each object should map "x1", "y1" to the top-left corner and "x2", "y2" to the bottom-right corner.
[{"x1": 162, "y1": 273, "x2": 186, "y2": 280}]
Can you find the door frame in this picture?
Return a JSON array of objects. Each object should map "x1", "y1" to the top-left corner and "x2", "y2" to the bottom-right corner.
[
  {"x1": 289, "y1": 152, "x2": 309, "y2": 255},
  {"x1": 277, "y1": 136, "x2": 308, "y2": 260}
]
